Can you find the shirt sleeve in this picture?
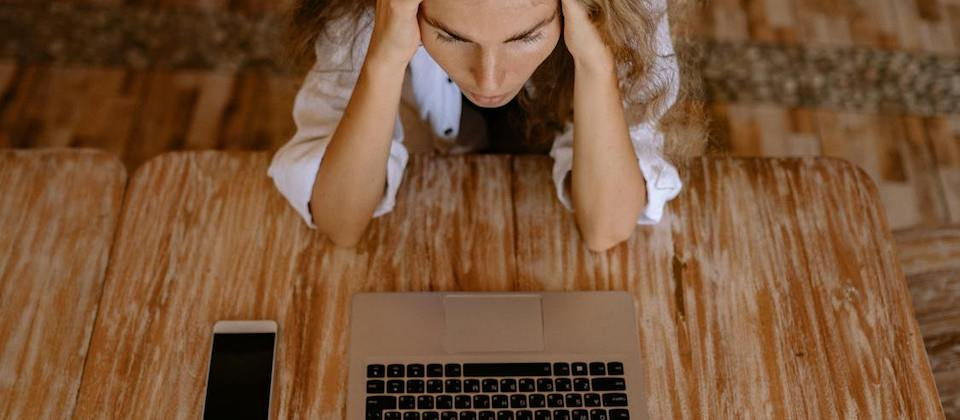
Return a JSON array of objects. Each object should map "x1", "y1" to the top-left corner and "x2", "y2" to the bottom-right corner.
[
  {"x1": 267, "y1": 13, "x2": 409, "y2": 228},
  {"x1": 548, "y1": 5, "x2": 682, "y2": 225}
]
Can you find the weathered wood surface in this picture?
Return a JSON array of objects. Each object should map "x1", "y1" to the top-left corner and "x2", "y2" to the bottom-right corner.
[
  {"x1": 514, "y1": 156, "x2": 943, "y2": 418},
  {"x1": 72, "y1": 151, "x2": 942, "y2": 419},
  {"x1": 0, "y1": 149, "x2": 126, "y2": 419},
  {"x1": 894, "y1": 226, "x2": 960, "y2": 419},
  {"x1": 73, "y1": 152, "x2": 517, "y2": 418}
]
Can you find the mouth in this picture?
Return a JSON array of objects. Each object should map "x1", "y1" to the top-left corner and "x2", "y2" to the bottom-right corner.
[{"x1": 466, "y1": 90, "x2": 511, "y2": 107}]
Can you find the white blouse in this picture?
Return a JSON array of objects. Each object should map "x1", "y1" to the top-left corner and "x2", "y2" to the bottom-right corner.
[{"x1": 268, "y1": 6, "x2": 682, "y2": 229}]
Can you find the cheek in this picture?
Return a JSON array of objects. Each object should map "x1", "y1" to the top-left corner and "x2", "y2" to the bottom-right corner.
[{"x1": 509, "y1": 33, "x2": 561, "y2": 74}]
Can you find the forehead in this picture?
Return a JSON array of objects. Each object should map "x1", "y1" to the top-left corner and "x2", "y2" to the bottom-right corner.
[{"x1": 422, "y1": 0, "x2": 557, "y2": 40}]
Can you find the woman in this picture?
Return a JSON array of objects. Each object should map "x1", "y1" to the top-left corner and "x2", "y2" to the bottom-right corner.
[{"x1": 269, "y1": 0, "x2": 684, "y2": 251}]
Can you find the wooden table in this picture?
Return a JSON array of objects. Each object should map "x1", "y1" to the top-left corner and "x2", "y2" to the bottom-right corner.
[
  {"x1": 0, "y1": 149, "x2": 127, "y2": 419},
  {"x1": 71, "y1": 151, "x2": 944, "y2": 419}
]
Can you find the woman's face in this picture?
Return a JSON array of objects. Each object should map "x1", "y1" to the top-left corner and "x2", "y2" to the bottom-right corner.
[{"x1": 419, "y1": 0, "x2": 562, "y2": 108}]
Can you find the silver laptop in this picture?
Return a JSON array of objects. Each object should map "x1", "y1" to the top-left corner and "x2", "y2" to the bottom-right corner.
[{"x1": 347, "y1": 292, "x2": 646, "y2": 420}]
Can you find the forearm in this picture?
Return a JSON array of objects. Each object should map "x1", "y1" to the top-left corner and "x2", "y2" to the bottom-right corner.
[
  {"x1": 310, "y1": 59, "x2": 406, "y2": 246},
  {"x1": 570, "y1": 59, "x2": 646, "y2": 251}
]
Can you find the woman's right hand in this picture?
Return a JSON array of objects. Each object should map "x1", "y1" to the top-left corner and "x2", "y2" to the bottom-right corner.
[{"x1": 366, "y1": 0, "x2": 424, "y2": 70}]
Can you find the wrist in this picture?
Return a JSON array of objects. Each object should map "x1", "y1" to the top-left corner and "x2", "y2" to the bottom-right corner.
[
  {"x1": 573, "y1": 51, "x2": 616, "y2": 78},
  {"x1": 361, "y1": 53, "x2": 409, "y2": 85}
]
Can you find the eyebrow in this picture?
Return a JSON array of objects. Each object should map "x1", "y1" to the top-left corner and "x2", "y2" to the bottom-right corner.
[{"x1": 422, "y1": 8, "x2": 559, "y2": 43}]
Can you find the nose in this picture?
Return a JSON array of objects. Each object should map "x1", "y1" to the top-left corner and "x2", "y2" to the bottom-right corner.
[{"x1": 471, "y1": 48, "x2": 505, "y2": 95}]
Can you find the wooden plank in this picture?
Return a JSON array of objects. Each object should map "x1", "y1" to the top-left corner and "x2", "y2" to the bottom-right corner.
[
  {"x1": 73, "y1": 153, "x2": 517, "y2": 418},
  {"x1": 513, "y1": 156, "x2": 944, "y2": 418},
  {"x1": 893, "y1": 226, "x2": 960, "y2": 419},
  {"x1": 0, "y1": 149, "x2": 126, "y2": 419},
  {"x1": 722, "y1": 104, "x2": 821, "y2": 157},
  {"x1": 216, "y1": 72, "x2": 298, "y2": 152},
  {"x1": 926, "y1": 115, "x2": 960, "y2": 224},
  {"x1": 816, "y1": 111, "x2": 948, "y2": 229}
]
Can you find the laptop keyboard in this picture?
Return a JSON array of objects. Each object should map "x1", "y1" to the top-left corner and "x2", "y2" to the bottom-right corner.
[{"x1": 364, "y1": 362, "x2": 630, "y2": 420}]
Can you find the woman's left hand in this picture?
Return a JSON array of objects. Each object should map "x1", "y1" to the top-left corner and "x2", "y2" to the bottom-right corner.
[{"x1": 560, "y1": 0, "x2": 615, "y2": 70}]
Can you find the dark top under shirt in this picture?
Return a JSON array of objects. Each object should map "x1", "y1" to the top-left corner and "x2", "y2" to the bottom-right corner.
[{"x1": 462, "y1": 94, "x2": 546, "y2": 155}]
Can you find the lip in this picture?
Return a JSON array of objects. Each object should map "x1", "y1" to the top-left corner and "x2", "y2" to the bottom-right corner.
[{"x1": 467, "y1": 91, "x2": 510, "y2": 106}]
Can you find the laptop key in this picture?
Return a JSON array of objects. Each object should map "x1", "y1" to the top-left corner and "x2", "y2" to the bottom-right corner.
[
  {"x1": 369, "y1": 364, "x2": 386, "y2": 378},
  {"x1": 368, "y1": 380, "x2": 386, "y2": 394},
  {"x1": 482, "y1": 379, "x2": 499, "y2": 392},
  {"x1": 427, "y1": 380, "x2": 444, "y2": 393},
  {"x1": 388, "y1": 364, "x2": 405, "y2": 377},
  {"x1": 609, "y1": 409, "x2": 628, "y2": 419},
  {"x1": 553, "y1": 409, "x2": 571, "y2": 420},
  {"x1": 574, "y1": 378, "x2": 590, "y2": 391},
  {"x1": 445, "y1": 379, "x2": 462, "y2": 393},
  {"x1": 589, "y1": 363, "x2": 606, "y2": 376},
  {"x1": 528, "y1": 394, "x2": 546, "y2": 408},
  {"x1": 387, "y1": 380, "x2": 405, "y2": 394},
  {"x1": 441, "y1": 412, "x2": 457, "y2": 420},
  {"x1": 584, "y1": 394, "x2": 601, "y2": 407},
  {"x1": 553, "y1": 362, "x2": 570, "y2": 376},
  {"x1": 555, "y1": 378, "x2": 572, "y2": 392},
  {"x1": 464, "y1": 379, "x2": 481, "y2": 393},
  {"x1": 473, "y1": 395, "x2": 491, "y2": 409},
  {"x1": 572, "y1": 409, "x2": 589, "y2": 420},
  {"x1": 517, "y1": 410, "x2": 533, "y2": 420},
  {"x1": 510, "y1": 394, "x2": 528, "y2": 408},
  {"x1": 519, "y1": 378, "x2": 536, "y2": 392},
  {"x1": 500, "y1": 379, "x2": 518, "y2": 392},
  {"x1": 589, "y1": 409, "x2": 608, "y2": 420},
  {"x1": 565, "y1": 394, "x2": 583, "y2": 407},
  {"x1": 436, "y1": 396, "x2": 453, "y2": 409},
  {"x1": 446, "y1": 363, "x2": 462, "y2": 377},
  {"x1": 536, "y1": 378, "x2": 554, "y2": 392},
  {"x1": 428, "y1": 364, "x2": 444, "y2": 377},
  {"x1": 418, "y1": 395, "x2": 435, "y2": 409},
  {"x1": 572, "y1": 363, "x2": 588, "y2": 376},
  {"x1": 407, "y1": 364, "x2": 425, "y2": 378},
  {"x1": 479, "y1": 411, "x2": 495, "y2": 420},
  {"x1": 407, "y1": 380, "x2": 425, "y2": 393},
  {"x1": 455, "y1": 395, "x2": 472, "y2": 409},
  {"x1": 460, "y1": 411, "x2": 477, "y2": 420},
  {"x1": 591, "y1": 378, "x2": 625, "y2": 392},
  {"x1": 423, "y1": 413, "x2": 440, "y2": 420},
  {"x1": 601, "y1": 393, "x2": 628, "y2": 407},
  {"x1": 463, "y1": 363, "x2": 552, "y2": 377},
  {"x1": 534, "y1": 410, "x2": 551, "y2": 420},
  {"x1": 367, "y1": 396, "x2": 397, "y2": 419},
  {"x1": 606, "y1": 362, "x2": 624, "y2": 376},
  {"x1": 492, "y1": 394, "x2": 509, "y2": 408},
  {"x1": 403, "y1": 413, "x2": 420, "y2": 420},
  {"x1": 547, "y1": 393, "x2": 565, "y2": 407},
  {"x1": 399, "y1": 396, "x2": 415, "y2": 410},
  {"x1": 496, "y1": 411, "x2": 514, "y2": 420},
  {"x1": 385, "y1": 412, "x2": 401, "y2": 420}
]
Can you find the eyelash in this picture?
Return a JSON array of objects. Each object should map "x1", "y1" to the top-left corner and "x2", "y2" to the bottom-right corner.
[{"x1": 435, "y1": 32, "x2": 544, "y2": 44}]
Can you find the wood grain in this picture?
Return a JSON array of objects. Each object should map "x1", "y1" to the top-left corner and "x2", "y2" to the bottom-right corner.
[
  {"x1": 71, "y1": 151, "x2": 943, "y2": 418},
  {"x1": 0, "y1": 149, "x2": 126, "y2": 419},
  {"x1": 513, "y1": 156, "x2": 944, "y2": 419},
  {"x1": 894, "y1": 226, "x2": 960, "y2": 419},
  {"x1": 72, "y1": 152, "x2": 517, "y2": 419}
]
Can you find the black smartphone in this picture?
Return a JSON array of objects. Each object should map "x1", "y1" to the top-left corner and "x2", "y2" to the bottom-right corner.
[{"x1": 202, "y1": 320, "x2": 278, "y2": 420}]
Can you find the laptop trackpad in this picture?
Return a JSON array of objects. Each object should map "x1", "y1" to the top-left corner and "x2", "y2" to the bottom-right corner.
[{"x1": 442, "y1": 295, "x2": 545, "y2": 353}]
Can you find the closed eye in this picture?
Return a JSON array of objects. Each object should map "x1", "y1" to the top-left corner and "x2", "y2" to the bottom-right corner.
[{"x1": 435, "y1": 31, "x2": 544, "y2": 45}]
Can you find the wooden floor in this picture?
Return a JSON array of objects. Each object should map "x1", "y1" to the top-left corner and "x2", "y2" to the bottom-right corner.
[{"x1": 0, "y1": 0, "x2": 958, "y2": 417}]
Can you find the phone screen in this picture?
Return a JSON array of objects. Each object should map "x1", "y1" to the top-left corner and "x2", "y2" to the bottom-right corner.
[{"x1": 203, "y1": 332, "x2": 276, "y2": 419}]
